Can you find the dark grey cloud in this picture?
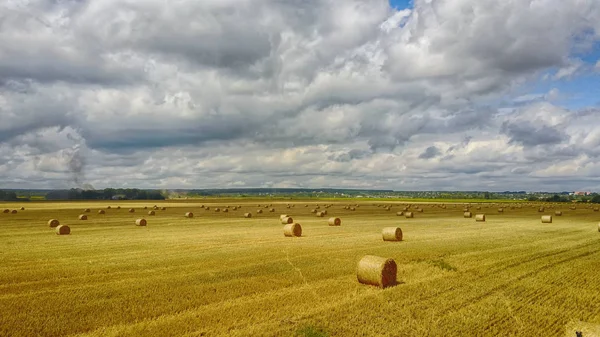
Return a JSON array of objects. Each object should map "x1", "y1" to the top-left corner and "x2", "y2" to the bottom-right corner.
[
  {"x1": 501, "y1": 121, "x2": 568, "y2": 147},
  {"x1": 419, "y1": 146, "x2": 441, "y2": 159}
]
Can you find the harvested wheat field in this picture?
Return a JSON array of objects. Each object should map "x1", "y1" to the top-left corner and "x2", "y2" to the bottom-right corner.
[{"x1": 1, "y1": 200, "x2": 600, "y2": 337}]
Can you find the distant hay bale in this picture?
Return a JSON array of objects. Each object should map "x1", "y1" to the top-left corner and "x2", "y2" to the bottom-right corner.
[
  {"x1": 223, "y1": 208, "x2": 229, "y2": 213},
  {"x1": 129, "y1": 208, "x2": 135, "y2": 213},
  {"x1": 316, "y1": 211, "x2": 325, "y2": 217},
  {"x1": 286, "y1": 205, "x2": 291, "y2": 209},
  {"x1": 55, "y1": 225, "x2": 70, "y2": 235},
  {"x1": 475, "y1": 214, "x2": 486, "y2": 222},
  {"x1": 350, "y1": 207, "x2": 356, "y2": 211},
  {"x1": 161, "y1": 207, "x2": 166, "y2": 211},
  {"x1": 498, "y1": 208, "x2": 504, "y2": 213},
  {"x1": 281, "y1": 216, "x2": 293, "y2": 224},
  {"x1": 269, "y1": 208, "x2": 275, "y2": 212},
  {"x1": 84, "y1": 208, "x2": 91, "y2": 213},
  {"x1": 185, "y1": 212, "x2": 194, "y2": 218},
  {"x1": 107, "y1": 206, "x2": 112, "y2": 209},
  {"x1": 135, "y1": 219, "x2": 147, "y2": 226},
  {"x1": 402, "y1": 207, "x2": 409, "y2": 211},
  {"x1": 570, "y1": 206, "x2": 576, "y2": 210},
  {"x1": 200, "y1": 205, "x2": 205, "y2": 208},
  {"x1": 538, "y1": 207, "x2": 545, "y2": 212},
  {"x1": 117, "y1": 206, "x2": 121, "y2": 209},
  {"x1": 555, "y1": 211, "x2": 562, "y2": 216},
  {"x1": 404, "y1": 212, "x2": 414, "y2": 218},
  {"x1": 205, "y1": 207, "x2": 211, "y2": 210},
  {"x1": 464, "y1": 212, "x2": 472, "y2": 218},
  {"x1": 463, "y1": 208, "x2": 469, "y2": 212},
  {"x1": 315, "y1": 206, "x2": 320, "y2": 209},
  {"x1": 595, "y1": 208, "x2": 599, "y2": 212},
  {"x1": 48, "y1": 219, "x2": 60, "y2": 228},
  {"x1": 328, "y1": 217, "x2": 341, "y2": 226},
  {"x1": 323, "y1": 210, "x2": 328, "y2": 215},
  {"x1": 476, "y1": 206, "x2": 481, "y2": 210},
  {"x1": 305, "y1": 205, "x2": 308, "y2": 207},
  {"x1": 244, "y1": 213, "x2": 252, "y2": 218},
  {"x1": 356, "y1": 255, "x2": 397, "y2": 288},
  {"x1": 20, "y1": 207, "x2": 24, "y2": 211},
  {"x1": 148, "y1": 210, "x2": 155, "y2": 216},
  {"x1": 264, "y1": 205, "x2": 269, "y2": 208},
  {"x1": 98, "y1": 210, "x2": 105, "y2": 214},
  {"x1": 416, "y1": 208, "x2": 423, "y2": 213},
  {"x1": 283, "y1": 223, "x2": 302, "y2": 237},
  {"x1": 279, "y1": 214, "x2": 289, "y2": 220},
  {"x1": 11, "y1": 210, "x2": 17, "y2": 214},
  {"x1": 2, "y1": 209, "x2": 8, "y2": 213},
  {"x1": 541, "y1": 215, "x2": 552, "y2": 223},
  {"x1": 396, "y1": 211, "x2": 404, "y2": 216},
  {"x1": 257, "y1": 209, "x2": 263, "y2": 214},
  {"x1": 233, "y1": 206, "x2": 237, "y2": 210},
  {"x1": 598, "y1": 223, "x2": 600, "y2": 232},
  {"x1": 382, "y1": 227, "x2": 402, "y2": 241},
  {"x1": 144, "y1": 206, "x2": 148, "y2": 209},
  {"x1": 153, "y1": 206, "x2": 159, "y2": 210},
  {"x1": 215, "y1": 208, "x2": 220, "y2": 212},
  {"x1": 78, "y1": 214, "x2": 88, "y2": 220},
  {"x1": 311, "y1": 209, "x2": 317, "y2": 213}
]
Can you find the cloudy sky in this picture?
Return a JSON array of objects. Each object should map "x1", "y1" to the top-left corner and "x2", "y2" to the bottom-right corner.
[{"x1": 1, "y1": 0, "x2": 600, "y2": 191}]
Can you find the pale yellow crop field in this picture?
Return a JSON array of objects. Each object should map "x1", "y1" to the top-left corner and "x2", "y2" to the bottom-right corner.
[{"x1": 1, "y1": 201, "x2": 599, "y2": 337}]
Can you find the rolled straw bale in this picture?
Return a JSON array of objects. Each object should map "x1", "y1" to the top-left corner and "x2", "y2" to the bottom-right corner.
[
  {"x1": 98, "y1": 210, "x2": 105, "y2": 214},
  {"x1": 281, "y1": 216, "x2": 294, "y2": 224},
  {"x1": 311, "y1": 209, "x2": 317, "y2": 213},
  {"x1": 356, "y1": 255, "x2": 397, "y2": 288},
  {"x1": 205, "y1": 207, "x2": 211, "y2": 211},
  {"x1": 404, "y1": 212, "x2": 414, "y2": 218},
  {"x1": 117, "y1": 206, "x2": 121, "y2": 209},
  {"x1": 153, "y1": 206, "x2": 159, "y2": 210},
  {"x1": 223, "y1": 208, "x2": 229, "y2": 213},
  {"x1": 464, "y1": 212, "x2": 472, "y2": 218},
  {"x1": 350, "y1": 207, "x2": 356, "y2": 211},
  {"x1": 396, "y1": 211, "x2": 404, "y2": 216},
  {"x1": 144, "y1": 206, "x2": 148, "y2": 209},
  {"x1": 538, "y1": 207, "x2": 545, "y2": 212},
  {"x1": 257, "y1": 209, "x2": 263, "y2": 214},
  {"x1": 129, "y1": 208, "x2": 135, "y2": 213},
  {"x1": 555, "y1": 211, "x2": 562, "y2": 216},
  {"x1": 463, "y1": 208, "x2": 469, "y2": 212},
  {"x1": 595, "y1": 208, "x2": 599, "y2": 212},
  {"x1": 107, "y1": 206, "x2": 112, "y2": 209},
  {"x1": 328, "y1": 217, "x2": 341, "y2": 226},
  {"x1": 498, "y1": 208, "x2": 504, "y2": 213},
  {"x1": 382, "y1": 227, "x2": 402, "y2": 241},
  {"x1": 148, "y1": 210, "x2": 155, "y2": 216},
  {"x1": 316, "y1": 211, "x2": 325, "y2": 217},
  {"x1": 78, "y1": 214, "x2": 87, "y2": 220},
  {"x1": 283, "y1": 223, "x2": 302, "y2": 237},
  {"x1": 269, "y1": 208, "x2": 275, "y2": 213},
  {"x1": 84, "y1": 208, "x2": 91, "y2": 213},
  {"x1": 416, "y1": 208, "x2": 423, "y2": 213},
  {"x1": 11, "y1": 210, "x2": 17, "y2": 214},
  {"x1": 475, "y1": 214, "x2": 486, "y2": 222},
  {"x1": 48, "y1": 219, "x2": 60, "y2": 228},
  {"x1": 541, "y1": 215, "x2": 552, "y2": 223},
  {"x1": 215, "y1": 208, "x2": 220, "y2": 212},
  {"x1": 200, "y1": 205, "x2": 205, "y2": 208},
  {"x1": 279, "y1": 214, "x2": 289, "y2": 220},
  {"x1": 185, "y1": 212, "x2": 194, "y2": 218},
  {"x1": 135, "y1": 219, "x2": 147, "y2": 226},
  {"x1": 55, "y1": 225, "x2": 70, "y2": 235},
  {"x1": 20, "y1": 207, "x2": 24, "y2": 211},
  {"x1": 2, "y1": 209, "x2": 8, "y2": 213},
  {"x1": 244, "y1": 213, "x2": 252, "y2": 218},
  {"x1": 161, "y1": 207, "x2": 166, "y2": 211}
]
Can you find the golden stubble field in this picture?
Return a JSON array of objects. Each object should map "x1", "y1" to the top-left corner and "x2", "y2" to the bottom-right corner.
[{"x1": 1, "y1": 200, "x2": 599, "y2": 337}]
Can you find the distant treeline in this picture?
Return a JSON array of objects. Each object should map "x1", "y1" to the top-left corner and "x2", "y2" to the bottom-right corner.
[
  {"x1": 0, "y1": 190, "x2": 19, "y2": 201},
  {"x1": 45, "y1": 188, "x2": 165, "y2": 201},
  {"x1": 528, "y1": 194, "x2": 600, "y2": 203}
]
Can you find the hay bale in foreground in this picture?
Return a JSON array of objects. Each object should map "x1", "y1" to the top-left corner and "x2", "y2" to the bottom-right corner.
[
  {"x1": 244, "y1": 213, "x2": 252, "y2": 218},
  {"x1": 475, "y1": 214, "x2": 486, "y2": 222},
  {"x1": 55, "y1": 225, "x2": 70, "y2": 235},
  {"x1": 464, "y1": 212, "x2": 472, "y2": 218},
  {"x1": 541, "y1": 215, "x2": 552, "y2": 223},
  {"x1": 328, "y1": 217, "x2": 341, "y2": 226},
  {"x1": 281, "y1": 216, "x2": 293, "y2": 224},
  {"x1": 185, "y1": 212, "x2": 194, "y2": 218},
  {"x1": 98, "y1": 210, "x2": 105, "y2": 214},
  {"x1": 48, "y1": 219, "x2": 60, "y2": 228},
  {"x1": 283, "y1": 223, "x2": 302, "y2": 237},
  {"x1": 382, "y1": 227, "x2": 402, "y2": 241},
  {"x1": 148, "y1": 211, "x2": 155, "y2": 216},
  {"x1": 396, "y1": 211, "x2": 404, "y2": 216},
  {"x1": 135, "y1": 219, "x2": 147, "y2": 226},
  {"x1": 78, "y1": 214, "x2": 88, "y2": 220},
  {"x1": 404, "y1": 212, "x2": 414, "y2": 218},
  {"x1": 555, "y1": 211, "x2": 562, "y2": 216},
  {"x1": 357, "y1": 255, "x2": 397, "y2": 288}
]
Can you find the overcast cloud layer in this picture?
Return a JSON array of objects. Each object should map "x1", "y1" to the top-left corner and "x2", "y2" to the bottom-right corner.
[{"x1": 1, "y1": 0, "x2": 600, "y2": 191}]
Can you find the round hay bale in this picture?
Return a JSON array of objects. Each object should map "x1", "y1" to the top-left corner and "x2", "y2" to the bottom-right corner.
[
  {"x1": 283, "y1": 223, "x2": 302, "y2": 237},
  {"x1": 10, "y1": 210, "x2": 17, "y2": 214},
  {"x1": 315, "y1": 206, "x2": 320, "y2": 209},
  {"x1": 464, "y1": 212, "x2": 472, "y2": 218},
  {"x1": 281, "y1": 217, "x2": 293, "y2": 224},
  {"x1": 382, "y1": 227, "x2": 402, "y2": 241},
  {"x1": 135, "y1": 218, "x2": 147, "y2": 226},
  {"x1": 305, "y1": 205, "x2": 308, "y2": 207},
  {"x1": 416, "y1": 208, "x2": 423, "y2": 213},
  {"x1": 233, "y1": 206, "x2": 237, "y2": 210},
  {"x1": 2, "y1": 209, "x2": 9, "y2": 213},
  {"x1": 279, "y1": 214, "x2": 289, "y2": 220},
  {"x1": 244, "y1": 213, "x2": 252, "y2": 218},
  {"x1": 498, "y1": 208, "x2": 504, "y2": 213},
  {"x1": 55, "y1": 225, "x2": 70, "y2": 235},
  {"x1": 595, "y1": 208, "x2": 599, "y2": 212},
  {"x1": 350, "y1": 207, "x2": 356, "y2": 211},
  {"x1": 404, "y1": 212, "x2": 414, "y2": 218},
  {"x1": 264, "y1": 205, "x2": 269, "y2": 208},
  {"x1": 269, "y1": 208, "x2": 275, "y2": 213},
  {"x1": 205, "y1": 207, "x2": 210, "y2": 211},
  {"x1": 107, "y1": 206, "x2": 112, "y2": 209},
  {"x1": 48, "y1": 219, "x2": 60, "y2": 228},
  {"x1": 475, "y1": 214, "x2": 486, "y2": 222},
  {"x1": 316, "y1": 211, "x2": 324, "y2": 217},
  {"x1": 78, "y1": 214, "x2": 87, "y2": 220},
  {"x1": 200, "y1": 205, "x2": 205, "y2": 208},
  {"x1": 223, "y1": 208, "x2": 229, "y2": 213},
  {"x1": 554, "y1": 210, "x2": 562, "y2": 216},
  {"x1": 20, "y1": 207, "x2": 25, "y2": 211},
  {"x1": 402, "y1": 207, "x2": 409, "y2": 211},
  {"x1": 538, "y1": 207, "x2": 545, "y2": 212},
  {"x1": 356, "y1": 255, "x2": 397, "y2": 288},
  {"x1": 144, "y1": 206, "x2": 148, "y2": 209},
  {"x1": 541, "y1": 215, "x2": 552, "y2": 223},
  {"x1": 161, "y1": 207, "x2": 166, "y2": 211},
  {"x1": 311, "y1": 209, "x2": 317, "y2": 213},
  {"x1": 153, "y1": 206, "x2": 159, "y2": 210},
  {"x1": 98, "y1": 210, "x2": 105, "y2": 214},
  {"x1": 185, "y1": 212, "x2": 194, "y2": 218},
  {"x1": 215, "y1": 208, "x2": 220, "y2": 212},
  {"x1": 84, "y1": 208, "x2": 91, "y2": 213},
  {"x1": 257, "y1": 209, "x2": 263, "y2": 214},
  {"x1": 463, "y1": 208, "x2": 469, "y2": 212},
  {"x1": 117, "y1": 206, "x2": 121, "y2": 209},
  {"x1": 129, "y1": 208, "x2": 135, "y2": 213},
  {"x1": 476, "y1": 206, "x2": 481, "y2": 210},
  {"x1": 396, "y1": 211, "x2": 404, "y2": 216},
  {"x1": 328, "y1": 217, "x2": 341, "y2": 226},
  {"x1": 148, "y1": 210, "x2": 155, "y2": 216}
]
